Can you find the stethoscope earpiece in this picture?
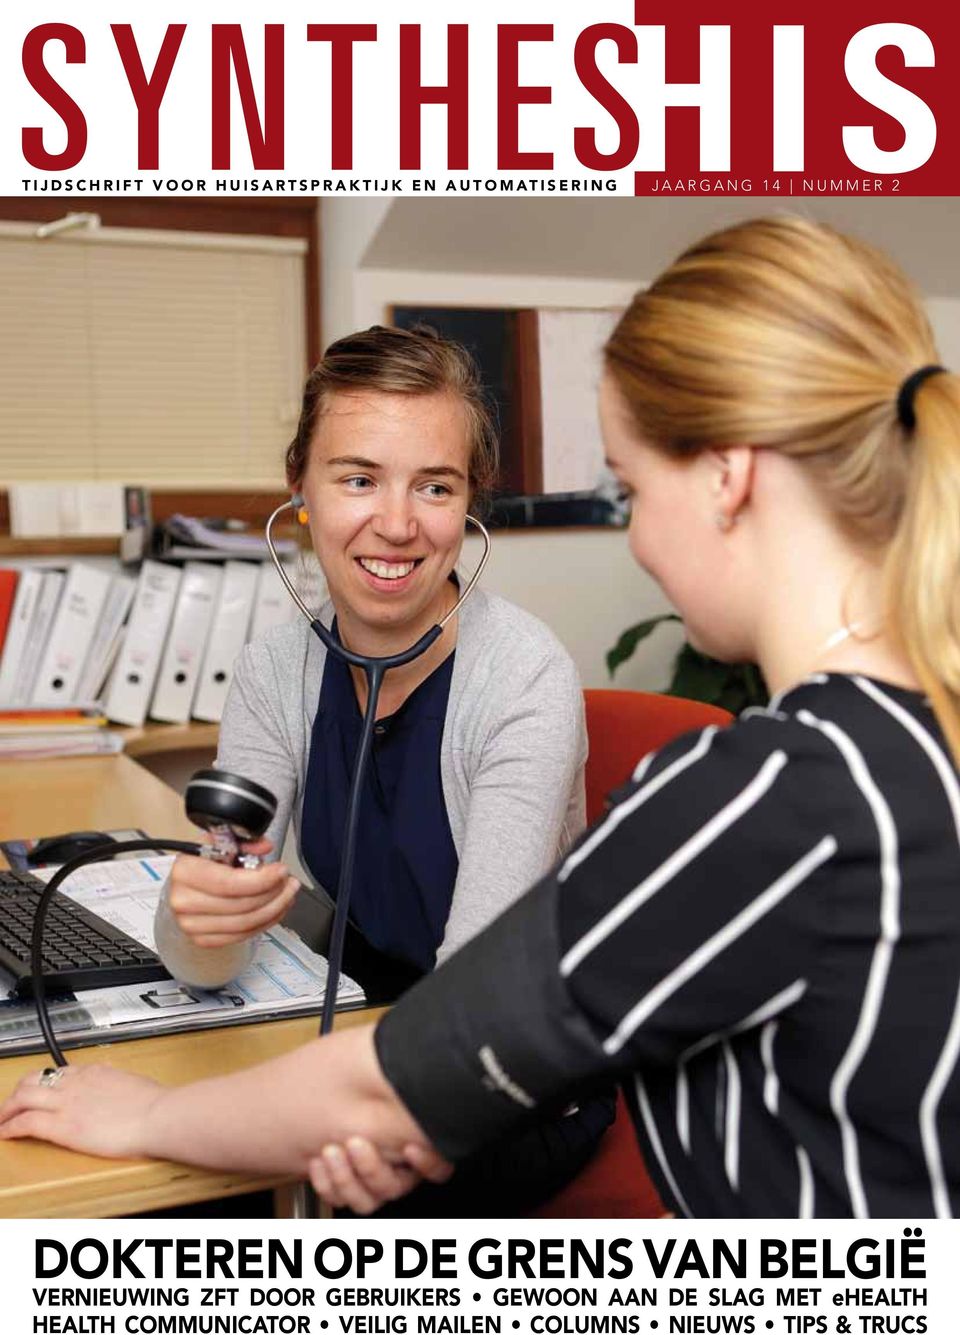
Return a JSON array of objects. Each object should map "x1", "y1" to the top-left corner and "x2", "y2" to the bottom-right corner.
[{"x1": 266, "y1": 497, "x2": 491, "y2": 632}]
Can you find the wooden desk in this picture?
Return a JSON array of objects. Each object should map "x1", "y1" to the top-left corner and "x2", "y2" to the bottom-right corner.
[
  {"x1": 120, "y1": 720, "x2": 219, "y2": 761},
  {"x1": 0, "y1": 1011, "x2": 380, "y2": 1218},
  {"x1": 0, "y1": 753, "x2": 200, "y2": 847},
  {"x1": 0, "y1": 753, "x2": 378, "y2": 1217}
]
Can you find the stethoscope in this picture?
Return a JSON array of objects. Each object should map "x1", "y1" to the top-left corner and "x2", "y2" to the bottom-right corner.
[
  {"x1": 264, "y1": 492, "x2": 491, "y2": 1034},
  {"x1": 29, "y1": 496, "x2": 490, "y2": 1070}
]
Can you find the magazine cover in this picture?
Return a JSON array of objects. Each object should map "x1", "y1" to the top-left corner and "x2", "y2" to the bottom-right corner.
[{"x1": 0, "y1": 1, "x2": 958, "y2": 1331}]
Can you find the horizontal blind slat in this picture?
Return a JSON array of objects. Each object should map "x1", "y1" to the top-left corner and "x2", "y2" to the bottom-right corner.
[{"x1": 0, "y1": 233, "x2": 306, "y2": 488}]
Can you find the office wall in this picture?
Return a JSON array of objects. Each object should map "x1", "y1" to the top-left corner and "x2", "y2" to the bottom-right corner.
[
  {"x1": 319, "y1": 200, "x2": 391, "y2": 345},
  {"x1": 459, "y1": 529, "x2": 683, "y2": 692},
  {"x1": 929, "y1": 299, "x2": 960, "y2": 364}
]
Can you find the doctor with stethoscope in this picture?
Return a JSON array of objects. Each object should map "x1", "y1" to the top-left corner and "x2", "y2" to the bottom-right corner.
[{"x1": 152, "y1": 322, "x2": 615, "y2": 1213}]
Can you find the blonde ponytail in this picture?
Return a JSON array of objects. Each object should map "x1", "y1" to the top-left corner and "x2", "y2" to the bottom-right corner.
[
  {"x1": 885, "y1": 370, "x2": 960, "y2": 759},
  {"x1": 605, "y1": 216, "x2": 960, "y2": 762}
]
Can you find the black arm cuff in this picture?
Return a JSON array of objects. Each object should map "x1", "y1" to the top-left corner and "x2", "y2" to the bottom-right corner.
[{"x1": 375, "y1": 876, "x2": 613, "y2": 1161}]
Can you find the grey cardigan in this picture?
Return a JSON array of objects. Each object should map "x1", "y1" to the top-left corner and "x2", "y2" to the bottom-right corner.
[{"x1": 155, "y1": 589, "x2": 587, "y2": 987}]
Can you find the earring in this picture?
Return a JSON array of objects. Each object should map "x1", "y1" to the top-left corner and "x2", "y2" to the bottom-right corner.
[
  {"x1": 715, "y1": 512, "x2": 735, "y2": 532},
  {"x1": 297, "y1": 507, "x2": 309, "y2": 525}
]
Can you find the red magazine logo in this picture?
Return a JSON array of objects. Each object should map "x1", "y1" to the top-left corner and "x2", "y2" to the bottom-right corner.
[{"x1": 14, "y1": 3, "x2": 957, "y2": 195}]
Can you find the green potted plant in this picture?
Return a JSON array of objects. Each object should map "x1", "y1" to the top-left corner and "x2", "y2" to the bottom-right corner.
[{"x1": 607, "y1": 613, "x2": 768, "y2": 715}]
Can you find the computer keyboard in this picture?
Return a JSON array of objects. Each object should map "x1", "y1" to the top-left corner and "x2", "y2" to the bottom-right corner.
[{"x1": 0, "y1": 868, "x2": 169, "y2": 997}]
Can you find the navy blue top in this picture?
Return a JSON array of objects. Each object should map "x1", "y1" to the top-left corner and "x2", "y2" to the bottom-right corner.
[
  {"x1": 300, "y1": 624, "x2": 459, "y2": 986},
  {"x1": 303, "y1": 627, "x2": 618, "y2": 1211}
]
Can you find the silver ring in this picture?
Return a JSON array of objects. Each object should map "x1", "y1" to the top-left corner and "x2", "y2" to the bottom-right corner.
[{"x1": 39, "y1": 1067, "x2": 65, "y2": 1088}]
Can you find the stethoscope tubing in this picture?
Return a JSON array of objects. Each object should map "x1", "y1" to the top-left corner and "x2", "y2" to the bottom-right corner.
[
  {"x1": 31, "y1": 504, "x2": 489, "y2": 1066},
  {"x1": 265, "y1": 496, "x2": 491, "y2": 1034},
  {"x1": 32, "y1": 839, "x2": 204, "y2": 1067}
]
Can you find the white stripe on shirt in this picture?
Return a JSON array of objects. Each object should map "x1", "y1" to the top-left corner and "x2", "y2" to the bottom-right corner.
[
  {"x1": 853, "y1": 677, "x2": 960, "y2": 836},
  {"x1": 676, "y1": 1065, "x2": 691, "y2": 1154},
  {"x1": 601, "y1": 836, "x2": 837, "y2": 1056},
  {"x1": 797, "y1": 1145, "x2": 815, "y2": 1218},
  {"x1": 798, "y1": 708, "x2": 901, "y2": 1219},
  {"x1": 557, "y1": 727, "x2": 718, "y2": 884},
  {"x1": 855, "y1": 678, "x2": 960, "y2": 1221},
  {"x1": 762, "y1": 1019, "x2": 780, "y2": 1116},
  {"x1": 723, "y1": 1040, "x2": 742, "y2": 1190},
  {"x1": 635, "y1": 1073, "x2": 692, "y2": 1219},
  {"x1": 680, "y1": 978, "x2": 808, "y2": 1064},
  {"x1": 920, "y1": 980, "x2": 960, "y2": 1219},
  {"x1": 767, "y1": 674, "x2": 828, "y2": 712},
  {"x1": 561, "y1": 749, "x2": 788, "y2": 977},
  {"x1": 675, "y1": 981, "x2": 806, "y2": 1162}
]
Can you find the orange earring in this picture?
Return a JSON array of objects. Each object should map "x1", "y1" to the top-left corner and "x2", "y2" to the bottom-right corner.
[{"x1": 297, "y1": 507, "x2": 309, "y2": 525}]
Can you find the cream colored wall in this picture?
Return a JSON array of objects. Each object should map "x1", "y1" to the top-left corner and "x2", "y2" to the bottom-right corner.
[
  {"x1": 353, "y1": 266, "x2": 635, "y2": 331},
  {"x1": 460, "y1": 529, "x2": 682, "y2": 692},
  {"x1": 319, "y1": 200, "x2": 391, "y2": 345},
  {"x1": 928, "y1": 299, "x2": 960, "y2": 364}
]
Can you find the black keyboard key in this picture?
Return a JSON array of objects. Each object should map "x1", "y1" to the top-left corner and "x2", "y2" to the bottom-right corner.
[{"x1": 0, "y1": 868, "x2": 169, "y2": 997}]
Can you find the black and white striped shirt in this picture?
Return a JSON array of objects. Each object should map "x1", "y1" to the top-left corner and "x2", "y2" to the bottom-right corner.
[{"x1": 377, "y1": 674, "x2": 960, "y2": 1217}]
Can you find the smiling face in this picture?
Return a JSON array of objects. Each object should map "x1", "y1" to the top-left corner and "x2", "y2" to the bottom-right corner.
[{"x1": 297, "y1": 388, "x2": 471, "y2": 641}]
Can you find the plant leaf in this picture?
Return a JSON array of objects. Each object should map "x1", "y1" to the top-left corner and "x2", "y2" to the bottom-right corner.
[
  {"x1": 669, "y1": 652, "x2": 770, "y2": 713},
  {"x1": 668, "y1": 644, "x2": 728, "y2": 703},
  {"x1": 606, "y1": 613, "x2": 682, "y2": 677},
  {"x1": 607, "y1": 612, "x2": 769, "y2": 716}
]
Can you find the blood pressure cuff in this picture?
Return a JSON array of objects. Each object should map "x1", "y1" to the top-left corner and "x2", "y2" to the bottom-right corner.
[{"x1": 374, "y1": 875, "x2": 613, "y2": 1162}]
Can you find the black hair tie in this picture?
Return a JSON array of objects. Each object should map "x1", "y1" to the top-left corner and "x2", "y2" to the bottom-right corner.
[{"x1": 896, "y1": 364, "x2": 946, "y2": 431}]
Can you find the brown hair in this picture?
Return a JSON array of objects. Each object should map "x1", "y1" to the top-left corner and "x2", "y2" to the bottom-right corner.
[
  {"x1": 605, "y1": 215, "x2": 960, "y2": 759},
  {"x1": 286, "y1": 324, "x2": 499, "y2": 516}
]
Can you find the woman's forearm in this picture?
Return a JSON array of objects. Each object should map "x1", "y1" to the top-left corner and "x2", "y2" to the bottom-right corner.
[
  {"x1": 143, "y1": 1024, "x2": 426, "y2": 1175},
  {"x1": 154, "y1": 882, "x2": 254, "y2": 989}
]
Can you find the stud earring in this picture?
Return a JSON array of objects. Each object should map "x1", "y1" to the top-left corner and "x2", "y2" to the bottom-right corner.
[{"x1": 297, "y1": 507, "x2": 309, "y2": 525}]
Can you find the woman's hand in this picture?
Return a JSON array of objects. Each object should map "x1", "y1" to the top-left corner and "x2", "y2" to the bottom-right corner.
[
  {"x1": 168, "y1": 839, "x2": 301, "y2": 947},
  {"x1": 307, "y1": 1137, "x2": 453, "y2": 1215},
  {"x1": 0, "y1": 1027, "x2": 449, "y2": 1191},
  {"x1": 0, "y1": 1065, "x2": 165, "y2": 1159}
]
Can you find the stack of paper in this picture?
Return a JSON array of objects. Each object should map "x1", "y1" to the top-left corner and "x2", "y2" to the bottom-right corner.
[
  {"x1": 0, "y1": 705, "x2": 123, "y2": 759},
  {"x1": 0, "y1": 856, "x2": 365, "y2": 1056},
  {"x1": 157, "y1": 514, "x2": 298, "y2": 560}
]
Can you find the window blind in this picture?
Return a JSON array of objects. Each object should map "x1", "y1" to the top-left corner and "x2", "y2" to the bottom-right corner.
[{"x1": 0, "y1": 224, "x2": 307, "y2": 488}]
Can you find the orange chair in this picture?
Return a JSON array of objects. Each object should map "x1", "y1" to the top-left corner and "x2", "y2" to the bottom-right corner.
[
  {"x1": 532, "y1": 688, "x2": 733, "y2": 1218},
  {"x1": 581, "y1": 688, "x2": 733, "y2": 825}
]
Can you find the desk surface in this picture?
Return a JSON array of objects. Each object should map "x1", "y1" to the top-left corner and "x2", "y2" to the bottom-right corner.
[
  {"x1": 0, "y1": 753, "x2": 378, "y2": 1218},
  {"x1": 0, "y1": 1010, "x2": 379, "y2": 1218},
  {"x1": 0, "y1": 753, "x2": 199, "y2": 848},
  {"x1": 121, "y1": 720, "x2": 219, "y2": 760}
]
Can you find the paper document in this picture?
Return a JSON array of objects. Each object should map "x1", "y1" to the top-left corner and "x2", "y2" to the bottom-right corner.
[
  {"x1": 0, "y1": 856, "x2": 365, "y2": 1056},
  {"x1": 162, "y1": 514, "x2": 297, "y2": 558},
  {"x1": 0, "y1": 730, "x2": 124, "y2": 759}
]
